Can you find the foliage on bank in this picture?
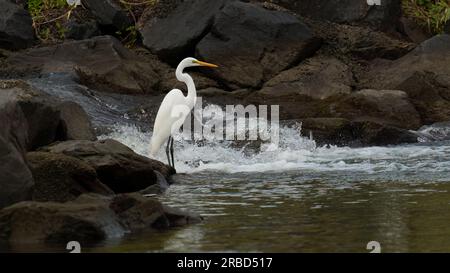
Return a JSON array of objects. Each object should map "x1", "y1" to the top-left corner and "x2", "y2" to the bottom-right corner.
[
  {"x1": 26, "y1": 0, "x2": 157, "y2": 46},
  {"x1": 403, "y1": 0, "x2": 450, "y2": 33}
]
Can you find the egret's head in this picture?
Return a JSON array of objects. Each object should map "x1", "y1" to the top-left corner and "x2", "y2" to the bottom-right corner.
[{"x1": 181, "y1": 57, "x2": 219, "y2": 69}]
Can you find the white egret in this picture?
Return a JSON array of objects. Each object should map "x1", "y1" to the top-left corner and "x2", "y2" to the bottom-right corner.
[{"x1": 150, "y1": 57, "x2": 218, "y2": 170}]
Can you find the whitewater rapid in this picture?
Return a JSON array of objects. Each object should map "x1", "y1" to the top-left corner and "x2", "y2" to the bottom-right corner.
[{"x1": 100, "y1": 122, "x2": 450, "y2": 176}]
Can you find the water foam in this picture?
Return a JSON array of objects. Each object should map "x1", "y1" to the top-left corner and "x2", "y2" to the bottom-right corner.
[{"x1": 100, "y1": 122, "x2": 450, "y2": 175}]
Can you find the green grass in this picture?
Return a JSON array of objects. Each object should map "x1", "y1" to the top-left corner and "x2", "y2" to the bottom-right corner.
[
  {"x1": 26, "y1": 0, "x2": 158, "y2": 46},
  {"x1": 403, "y1": 0, "x2": 450, "y2": 34},
  {"x1": 27, "y1": 0, "x2": 72, "y2": 43}
]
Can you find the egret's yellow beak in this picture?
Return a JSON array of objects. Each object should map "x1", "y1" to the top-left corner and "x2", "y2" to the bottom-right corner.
[{"x1": 194, "y1": 60, "x2": 219, "y2": 68}]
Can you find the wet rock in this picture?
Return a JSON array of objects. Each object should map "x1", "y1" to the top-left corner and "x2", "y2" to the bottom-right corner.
[
  {"x1": 7, "y1": 36, "x2": 164, "y2": 95},
  {"x1": 39, "y1": 139, "x2": 175, "y2": 193},
  {"x1": 334, "y1": 89, "x2": 421, "y2": 130},
  {"x1": 349, "y1": 120, "x2": 418, "y2": 146},
  {"x1": 248, "y1": 87, "x2": 420, "y2": 145},
  {"x1": 141, "y1": 0, "x2": 228, "y2": 65},
  {"x1": 0, "y1": 80, "x2": 60, "y2": 151},
  {"x1": 27, "y1": 152, "x2": 113, "y2": 203},
  {"x1": 56, "y1": 101, "x2": 97, "y2": 141},
  {"x1": 0, "y1": 194, "x2": 125, "y2": 244},
  {"x1": 416, "y1": 121, "x2": 450, "y2": 142},
  {"x1": 0, "y1": 193, "x2": 202, "y2": 245},
  {"x1": 259, "y1": 56, "x2": 353, "y2": 99},
  {"x1": 0, "y1": 80, "x2": 100, "y2": 208},
  {"x1": 0, "y1": 80, "x2": 97, "y2": 150},
  {"x1": 81, "y1": 0, "x2": 132, "y2": 30},
  {"x1": 139, "y1": 171, "x2": 170, "y2": 195},
  {"x1": 0, "y1": 136, "x2": 33, "y2": 209},
  {"x1": 160, "y1": 205, "x2": 203, "y2": 227},
  {"x1": 295, "y1": 118, "x2": 355, "y2": 146},
  {"x1": 109, "y1": 193, "x2": 165, "y2": 230},
  {"x1": 0, "y1": 0, "x2": 35, "y2": 50},
  {"x1": 266, "y1": 0, "x2": 402, "y2": 31},
  {"x1": 196, "y1": 1, "x2": 321, "y2": 89},
  {"x1": 361, "y1": 34, "x2": 450, "y2": 125}
]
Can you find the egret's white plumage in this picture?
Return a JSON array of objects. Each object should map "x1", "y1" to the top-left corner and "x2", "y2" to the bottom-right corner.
[{"x1": 150, "y1": 57, "x2": 218, "y2": 169}]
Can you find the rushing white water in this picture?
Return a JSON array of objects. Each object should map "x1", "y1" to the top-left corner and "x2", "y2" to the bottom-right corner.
[
  {"x1": 31, "y1": 73, "x2": 450, "y2": 177},
  {"x1": 100, "y1": 120, "x2": 450, "y2": 176}
]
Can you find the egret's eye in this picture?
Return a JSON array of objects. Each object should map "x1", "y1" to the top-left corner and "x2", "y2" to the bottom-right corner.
[{"x1": 192, "y1": 60, "x2": 196, "y2": 63}]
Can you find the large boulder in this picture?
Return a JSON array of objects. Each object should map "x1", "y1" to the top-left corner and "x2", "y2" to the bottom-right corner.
[
  {"x1": 196, "y1": 1, "x2": 322, "y2": 89},
  {"x1": 141, "y1": 0, "x2": 228, "y2": 65},
  {"x1": 0, "y1": 193, "x2": 201, "y2": 245},
  {"x1": 27, "y1": 152, "x2": 113, "y2": 203},
  {"x1": 0, "y1": 80, "x2": 96, "y2": 150},
  {"x1": 267, "y1": 0, "x2": 402, "y2": 31},
  {"x1": 6, "y1": 36, "x2": 164, "y2": 95},
  {"x1": 247, "y1": 87, "x2": 421, "y2": 145},
  {"x1": 0, "y1": 0, "x2": 35, "y2": 50},
  {"x1": 0, "y1": 80, "x2": 100, "y2": 208},
  {"x1": 333, "y1": 89, "x2": 421, "y2": 130},
  {"x1": 39, "y1": 139, "x2": 175, "y2": 193},
  {"x1": 81, "y1": 0, "x2": 132, "y2": 30},
  {"x1": 56, "y1": 101, "x2": 96, "y2": 141},
  {"x1": 349, "y1": 119, "x2": 418, "y2": 146},
  {"x1": 259, "y1": 56, "x2": 353, "y2": 99},
  {"x1": 0, "y1": 101, "x2": 33, "y2": 208},
  {"x1": 360, "y1": 34, "x2": 450, "y2": 125}
]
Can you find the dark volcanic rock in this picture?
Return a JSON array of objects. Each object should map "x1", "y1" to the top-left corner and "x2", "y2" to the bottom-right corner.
[
  {"x1": 0, "y1": 80, "x2": 48, "y2": 208},
  {"x1": 0, "y1": 194, "x2": 125, "y2": 244},
  {"x1": 248, "y1": 87, "x2": 420, "y2": 146},
  {"x1": 350, "y1": 120, "x2": 418, "y2": 146},
  {"x1": 81, "y1": 0, "x2": 132, "y2": 30},
  {"x1": 259, "y1": 56, "x2": 353, "y2": 99},
  {"x1": 27, "y1": 152, "x2": 113, "y2": 203},
  {"x1": 360, "y1": 34, "x2": 450, "y2": 125},
  {"x1": 0, "y1": 134, "x2": 34, "y2": 208},
  {"x1": 0, "y1": 80, "x2": 96, "y2": 150},
  {"x1": 268, "y1": 0, "x2": 402, "y2": 31},
  {"x1": 0, "y1": 80, "x2": 101, "y2": 208},
  {"x1": 0, "y1": 193, "x2": 202, "y2": 245},
  {"x1": 65, "y1": 19, "x2": 101, "y2": 40},
  {"x1": 196, "y1": 1, "x2": 321, "y2": 89},
  {"x1": 0, "y1": 0, "x2": 35, "y2": 50},
  {"x1": 7, "y1": 36, "x2": 164, "y2": 95},
  {"x1": 56, "y1": 101, "x2": 97, "y2": 141},
  {"x1": 294, "y1": 118, "x2": 355, "y2": 146},
  {"x1": 141, "y1": 0, "x2": 228, "y2": 65},
  {"x1": 39, "y1": 139, "x2": 175, "y2": 193},
  {"x1": 334, "y1": 89, "x2": 421, "y2": 130}
]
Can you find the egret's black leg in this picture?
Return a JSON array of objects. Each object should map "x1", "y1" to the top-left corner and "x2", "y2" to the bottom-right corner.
[
  {"x1": 165, "y1": 136, "x2": 172, "y2": 167},
  {"x1": 170, "y1": 137, "x2": 175, "y2": 170}
]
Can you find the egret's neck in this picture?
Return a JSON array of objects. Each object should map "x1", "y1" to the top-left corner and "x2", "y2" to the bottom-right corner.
[{"x1": 176, "y1": 66, "x2": 196, "y2": 107}]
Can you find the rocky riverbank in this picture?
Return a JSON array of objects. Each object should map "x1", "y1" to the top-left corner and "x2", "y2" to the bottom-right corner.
[{"x1": 1, "y1": 0, "x2": 450, "y2": 249}]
